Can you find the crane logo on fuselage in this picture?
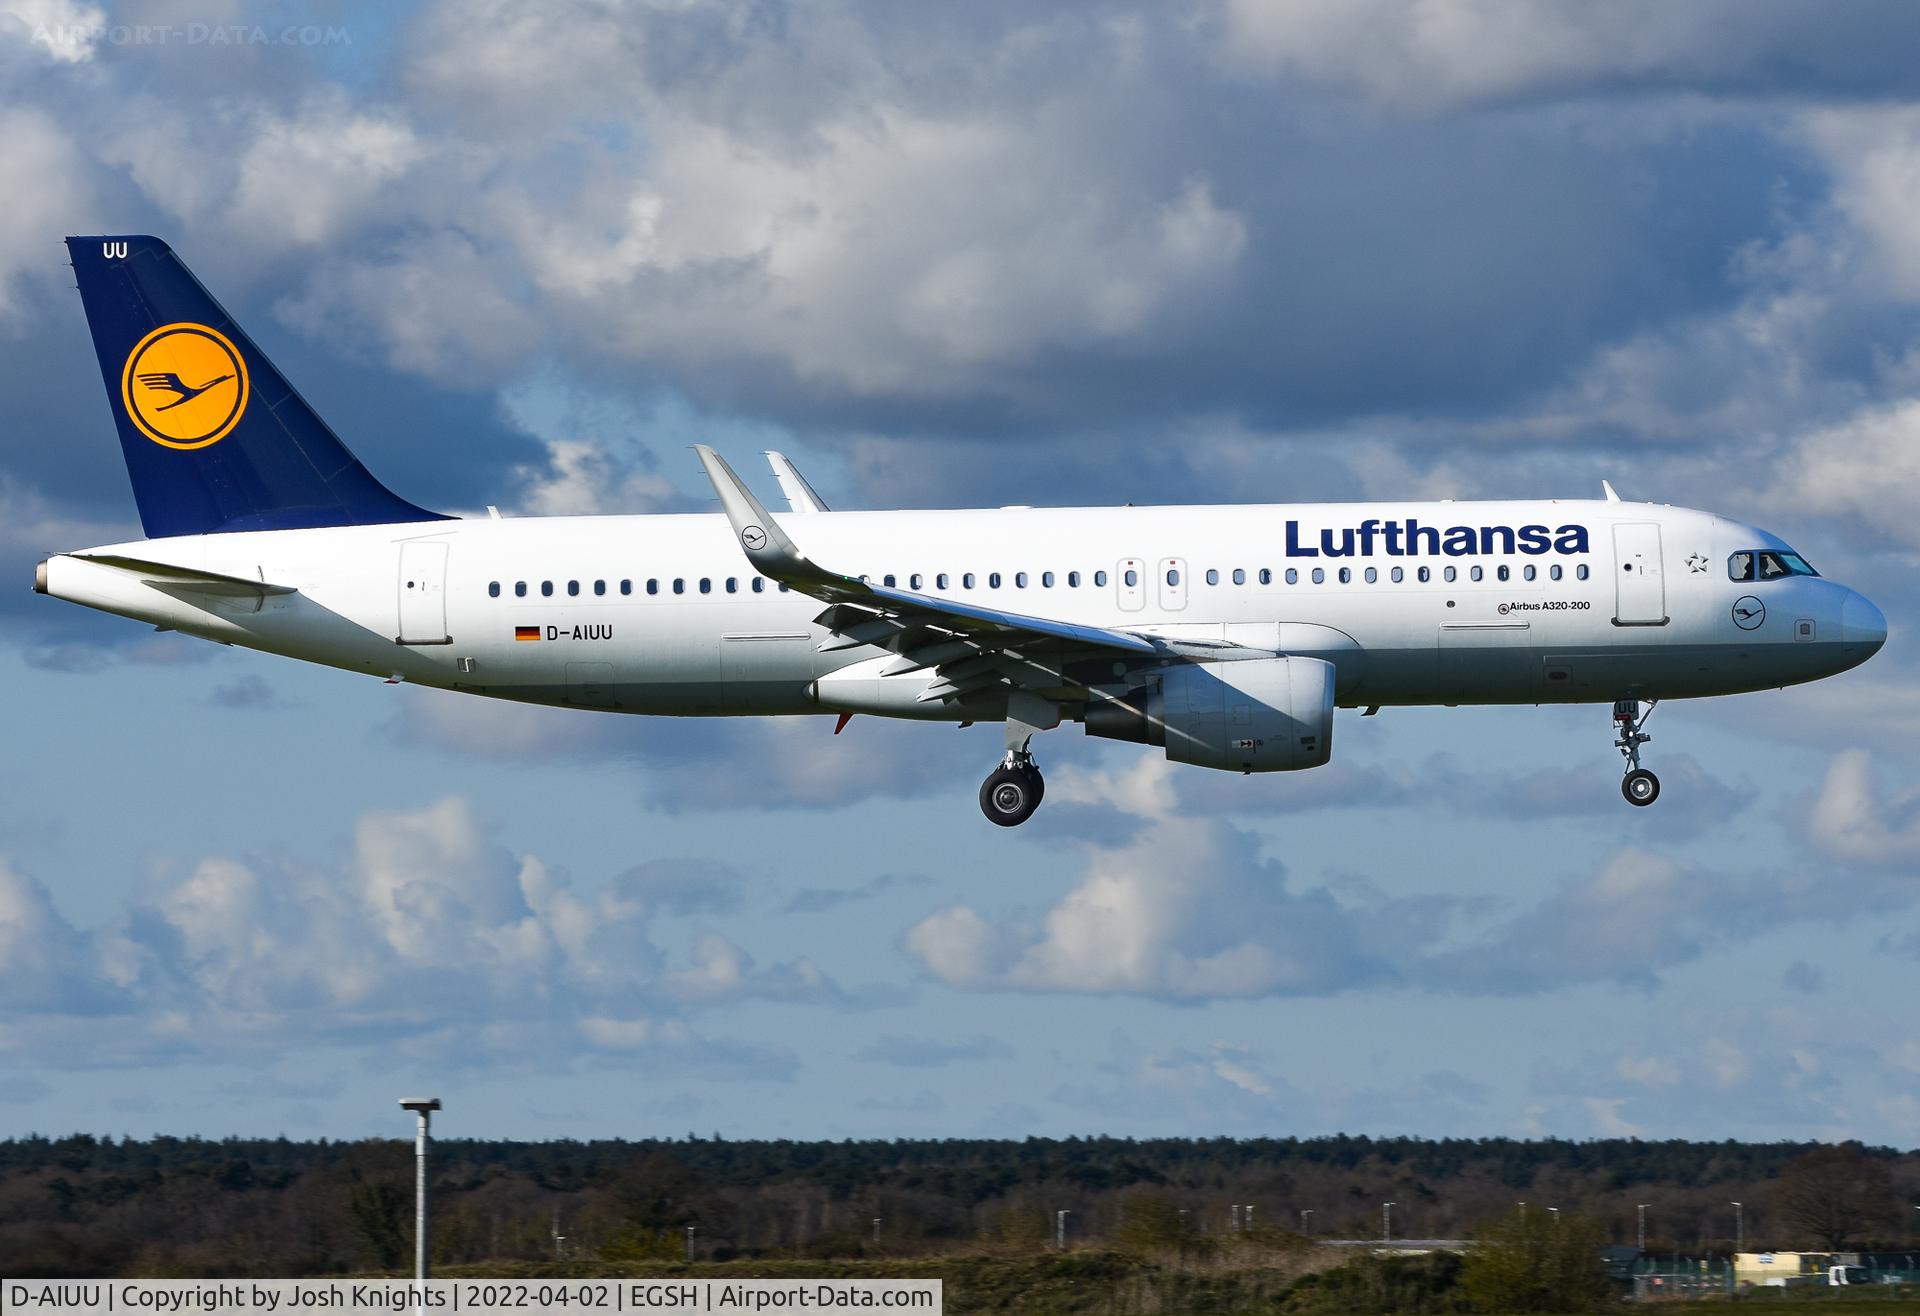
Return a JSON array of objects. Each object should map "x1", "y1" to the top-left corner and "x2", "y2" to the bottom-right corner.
[
  {"x1": 1284, "y1": 519, "x2": 1590, "y2": 558},
  {"x1": 119, "y1": 322, "x2": 250, "y2": 450}
]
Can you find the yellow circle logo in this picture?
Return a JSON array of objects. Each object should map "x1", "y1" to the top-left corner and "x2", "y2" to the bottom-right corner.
[{"x1": 120, "y1": 323, "x2": 250, "y2": 450}]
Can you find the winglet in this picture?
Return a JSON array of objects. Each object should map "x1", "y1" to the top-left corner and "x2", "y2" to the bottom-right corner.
[
  {"x1": 766, "y1": 450, "x2": 830, "y2": 513},
  {"x1": 693, "y1": 445, "x2": 843, "y2": 591},
  {"x1": 1601, "y1": 479, "x2": 1622, "y2": 503}
]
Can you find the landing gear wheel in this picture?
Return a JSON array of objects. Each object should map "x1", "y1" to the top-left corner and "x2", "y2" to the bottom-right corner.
[
  {"x1": 1028, "y1": 764, "x2": 1044, "y2": 807},
  {"x1": 1622, "y1": 768, "x2": 1660, "y2": 807},
  {"x1": 980, "y1": 765, "x2": 1041, "y2": 827}
]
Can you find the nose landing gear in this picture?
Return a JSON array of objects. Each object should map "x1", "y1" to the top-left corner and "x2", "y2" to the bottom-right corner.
[{"x1": 1613, "y1": 699, "x2": 1660, "y2": 806}]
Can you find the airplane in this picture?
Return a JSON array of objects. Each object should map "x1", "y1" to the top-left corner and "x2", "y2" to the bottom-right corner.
[{"x1": 34, "y1": 236, "x2": 1888, "y2": 826}]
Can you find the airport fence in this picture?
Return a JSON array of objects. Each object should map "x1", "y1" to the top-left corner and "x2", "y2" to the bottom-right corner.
[{"x1": 1630, "y1": 1256, "x2": 1920, "y2": 1301}]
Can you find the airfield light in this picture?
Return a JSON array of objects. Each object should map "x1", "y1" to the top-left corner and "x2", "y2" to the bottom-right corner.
[{"x1": 397, "y1": 1098, "x2": 441, "y2": 1286}]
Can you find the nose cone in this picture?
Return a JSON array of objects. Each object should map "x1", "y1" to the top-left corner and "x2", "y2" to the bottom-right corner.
[{"x1": 1842, "y1": 592, "x2": 1887, "y2": 655}]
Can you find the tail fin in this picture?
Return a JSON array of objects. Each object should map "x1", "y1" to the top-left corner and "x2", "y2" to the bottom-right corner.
[{"x1": 66, "y1": 235, "x2": 448, "y2": 538}]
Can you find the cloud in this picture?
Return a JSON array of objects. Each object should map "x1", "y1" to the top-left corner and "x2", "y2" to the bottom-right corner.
[
  {"x1": 0, "y1": 797, "x2": 840, "y2": 1070},
  {"x1": 1218, "y1": 1, "x2": 1920, "y2": 111},
  {"x1": 784, "y1": 873, "x2": 928, "y2": 915},
  {"x1": 1802, "y1": 749, "x2": 1920, "y2": 867},
  {"x1": 905, "y1": 816, "x2": 1446, "y2": 999},
  {"x1": 852, "y1": 1033, "x2": 1013, "y2": 1069},
  {"x1": 210, "y1": 674, "x2": 291, "y2": 710},
  {"x1": 390, "y1": 685, "x2": 983, "y2": 810}
]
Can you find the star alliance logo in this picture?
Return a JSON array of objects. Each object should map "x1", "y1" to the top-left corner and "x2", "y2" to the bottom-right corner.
[{"x1": 1685, "y1": 552, "x2": 1708, "y2": 573}]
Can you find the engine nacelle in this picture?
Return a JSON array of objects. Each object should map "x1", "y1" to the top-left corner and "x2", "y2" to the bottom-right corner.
[{"x1": 1084, "y1": 656, "x2": 1335, "y2": 772}]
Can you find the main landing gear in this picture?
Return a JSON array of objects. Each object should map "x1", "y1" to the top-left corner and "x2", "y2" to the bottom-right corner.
[
  {"x1": 1613, "y1": 699, "x2": 1660, "y2": 806},
  {"x1": 980, "y1": 750, "x2": 1045, "y2": 827},
  {"x1": 980, "y1": 691, "x2": 1055, "y2": 827}
]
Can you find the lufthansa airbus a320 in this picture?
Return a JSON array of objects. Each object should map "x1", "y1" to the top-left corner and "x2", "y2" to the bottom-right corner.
[{"x1": 35, "y1": 237, "x2": 1888, "y2": 825}]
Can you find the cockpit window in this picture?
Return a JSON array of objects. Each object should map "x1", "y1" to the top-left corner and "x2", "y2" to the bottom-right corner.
[{"x1": 1732, "y1": 549, "x2": 1818, "y2": 582}]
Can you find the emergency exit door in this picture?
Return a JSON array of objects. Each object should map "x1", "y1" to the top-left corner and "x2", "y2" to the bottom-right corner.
[
  {"x1": 1612, "y1": 523, "x2": 1666, "y2": 626},
  {"x1": 397, "y1": 540, "x2": 451, "y2": 644}
]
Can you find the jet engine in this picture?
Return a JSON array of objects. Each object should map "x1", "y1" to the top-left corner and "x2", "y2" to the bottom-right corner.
[{"x1": 1084, "y1": 656, "x2": 1335, "y2": 772}]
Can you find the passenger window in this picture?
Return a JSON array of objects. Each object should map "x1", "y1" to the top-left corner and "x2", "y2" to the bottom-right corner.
[
  {"x1": 567, "y1": 580, "x2": 580, "y2": 596},
  {"x1": 1728, "y1": 552, "x2": 1754, "y2": 582},
  {"x1": 1042, "y1": 571, "x2": 1054, "y2": 587},
  {"x1": 1338, "y1": 567, "x2": 1351, "y2": 584},
  {"x1": 1390, "y1": 566, "x2": 1404, "y2": 583},
  {"x1": 1167, "y1": 568, "x2": 1180, "y2": 586},
  {"x1": 699, "y1": 578, "x2": 711, "y2": 594},
  {"x1": 726, "y1": 578, "x2": 738, "y2": 593},
  {"x1": 1550, "y1": 564, "x2": 1562, "y2": 581},
  {"x1": 1124, "y1": 569, "x2": 1138, "y2": 587},
  {"x1": 883, "y1": 574, "x2": 896, "y2": 587},
  {"x1": 1444, "y1": 566, "x2": 1457, "y2": 583},
  {"x1": 1364, "y1": 567, "x2": 1378, "y2": 583},
  {"x1": 593, "y1": 580, "x2": 606, "y2": 596},
  {"x1": 488, "y1": 581, "x2": 500, "y2": 598},
  {"x1": 1015, "y1": 572, "x2": 1028, "y2": 588},
  {"x1": 938, "y1": 573, "x2": 951, "y2": 589},
  {"x1": 515, "y1": 581, "x2": 527, "y2": 597},
  {"x1": 1205, "y1": 569, "x2": 1219, "y2": 586},
  {"x1": 1576, "y1": 565, "x2": 1590, "y2": 580},
  {"x1": 1497, "y1": 565, "x2": 1509, "y2": 582},
  {"x1": 1286, "y1": 568, "x2": 1298, "y2": 584},
  {"x1": 963, "y1": 573, "x2": 976, "y2": 589},
  {"x1": 1068, "y1": 571, "x2": 1081, "y2": 587},
  {"x1": 1471, "y1": 566, "x2": 1484, "y2": 582},
  {"x1": 1258, "y1": 568, "x2": 1271, "y2": 585},
  {"x1": 752, "y1": 578, "x2": 765, "y2": 593},
  {"x1": 541, "y1": 581, "x2": 554, "y2": 597},
  {"x1": 1095, "y1": 570, "x2": 1109, "y2": 586},
  {"x1": 1232, "y1": 568, "x2": 1246, "y2": 585},
  {"x1": 1312, "y1": 568, "x2": 1325, "y2": 584},
  {"x1": 778, "y1": 583, "x2": 789, "y2": 591},
  {"x1": 621, "y1": 579, "x2": 632, "y2": 595},
  {"x1": 673, "y1": 579, "x2": 685, "y2": 594},
  {"x1": 989, "y1": 572, "x2": 1002, "y2": 588},
  {"x1": 911, "y1": 574, "x2": 923, "y2": 589},
  {"x1": 1522, "y1": 565, "x2": 1535, "y2": 581},
  {"x1": 1417, "y1": 566, "x2": 1430, "y2": 583}
]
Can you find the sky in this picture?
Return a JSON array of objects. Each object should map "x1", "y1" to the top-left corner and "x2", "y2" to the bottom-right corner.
[{"x1": 0, "y1": 0, "x2": 1918, "y2": 1155}]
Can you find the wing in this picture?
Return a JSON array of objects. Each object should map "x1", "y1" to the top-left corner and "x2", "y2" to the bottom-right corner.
[
  {"x1": 765, "y1": 450, "x2": 830, "y2": 513},
  {"x1": 694, "y1": 445, "x2": 1160, "y2": 706}
]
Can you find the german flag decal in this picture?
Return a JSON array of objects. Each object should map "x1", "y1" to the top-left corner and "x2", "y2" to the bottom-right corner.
[{"x1": 514, "y1": 626, "x2": 540, "y2": 642}]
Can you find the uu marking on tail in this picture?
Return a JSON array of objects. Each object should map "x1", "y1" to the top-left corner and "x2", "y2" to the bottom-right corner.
[{"x1": 119, "y1": 322, "x2": 249, "y2": 449}]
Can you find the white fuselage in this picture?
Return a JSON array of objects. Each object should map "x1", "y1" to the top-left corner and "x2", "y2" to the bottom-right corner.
[{"x1": 39, "y1": 498, "x2": 1884, "y2": 720}]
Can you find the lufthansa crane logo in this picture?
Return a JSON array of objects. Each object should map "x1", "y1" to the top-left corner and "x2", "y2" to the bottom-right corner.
[
  {"x1": 741, "y1": 525, "x2": 767, "y2": 551},
  {"x1": 120, "y1": 323, "x2": 250, "y2": 449},
  {"x1": 1732, "y1": 595, "x2": 1765, "y2": 630}
]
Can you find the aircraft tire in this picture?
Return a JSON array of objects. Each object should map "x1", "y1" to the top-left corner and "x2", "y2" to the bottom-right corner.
[
  {"x1": 1622, "y1": 768, "x2": 1660, "y2": 807},
  {"x1": 981, "y1": 765, "x2": 1040, "y2": 827}
]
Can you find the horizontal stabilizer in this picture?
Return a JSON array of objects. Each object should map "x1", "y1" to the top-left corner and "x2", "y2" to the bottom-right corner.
[{"x1": 70, "y1": 553, "x2": 296, "y2": 598}]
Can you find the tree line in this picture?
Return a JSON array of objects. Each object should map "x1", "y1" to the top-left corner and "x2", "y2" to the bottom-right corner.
[{"x1": 1, "y1": 1133, "x2": 1913, "y2": 1277}]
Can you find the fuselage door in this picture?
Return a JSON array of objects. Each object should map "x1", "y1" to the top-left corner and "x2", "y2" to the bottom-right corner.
[
  {"x1": 397, "y1": 540, "x2": 450, "y2": 644},
  {"x1": 1117, "y1": 558, "x2": 1145, "y2": 612},
  {"x1": 1612, "y1": 522, "x2": 1667, "y2": 626},
  {"x1": 1157, "y1": 557, "x2": 1188, "y2": 612}
]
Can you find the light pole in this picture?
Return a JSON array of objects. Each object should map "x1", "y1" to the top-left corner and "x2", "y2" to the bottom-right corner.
[
  {"x1": 1637, "y1": 1204, "x2": 1649, "y2": 1253},
  {"x1": 1383, "y1": 1202, "x2": 1395, "y2": 1242},
  {"x1": 1518, "y1": 1201, "x2": 1526, "y2": 1221},
  {"x1": 873, "y1": 1217, "x2": 882, "y2": 1242},
  {"x1": 1300, "y1": 1209, "x2": 1313, "y2": 1236},
  {"x1": 398, "y1": 1098, "x2": 440, "y2": 1285},
  {"x1": 1547, "y1": 1207, "x2": 1560, "y2": 1231},
  {"x1": 686, "y1": 1225, "x2": 696, "y2": 1261},
  {"x1": 1056, "y1": 1210, "x2": 1070, "y2": 1250},
  {"x1": 1731, "y1": 1202, "x2": 1743, "y2": 1255}
]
